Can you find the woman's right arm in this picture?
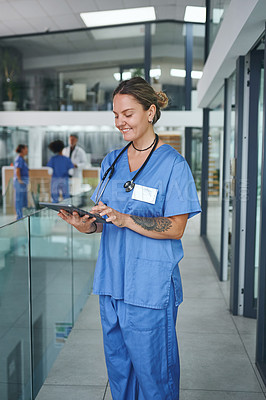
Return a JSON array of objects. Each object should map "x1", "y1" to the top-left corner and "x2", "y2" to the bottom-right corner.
[
  {"x1": 16, "y1": 167, "x2": 24, "y2": 184},
  {"x1": 58, "y1": 210, "x2": 103, "y2": 234}
]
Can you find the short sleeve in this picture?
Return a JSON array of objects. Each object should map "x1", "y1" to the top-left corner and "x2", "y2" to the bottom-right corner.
[
  {"x1": 14, "y1": 157, "x2": 23, "y2": 169},
  {"x1": 47, "y1": 158, "x2": 54, "y2": 168},
  {"x1": 164, "y1": 160, "x2": 201, "y2": 219}
]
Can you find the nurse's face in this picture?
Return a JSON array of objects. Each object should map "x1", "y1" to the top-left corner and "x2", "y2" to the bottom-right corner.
[
  {"x1": 113, "y1": 94, "x2": 154, "y2": 142},
  {"x1": 22, "y1": 146, "x2": 28, "y2": 157}
]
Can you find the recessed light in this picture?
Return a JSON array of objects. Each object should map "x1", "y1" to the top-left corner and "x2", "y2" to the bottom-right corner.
[
  {"x1": 170, "y1": 69, "x2": 186, "y2": 78},
  {"x1": 170, "y1": 69, "x2": 203, "y2": 79},
  {"x1": 184, "y1": 6, "x2": 206, "y2": 23},
  {"x1": 80, "y1": 7, "x2": 156, "y2": 28}
]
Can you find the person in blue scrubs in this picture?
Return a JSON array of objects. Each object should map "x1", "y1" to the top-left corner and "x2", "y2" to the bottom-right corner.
[
  {"x1": 13, "y1": 144, "x2": 29, "y2": 220},
  {"x1": 59, "y1": 77, "x2": 201, "y2": 399},
  {"x1": 47, "y1": 140, "x2": 74, "y2": 203}
]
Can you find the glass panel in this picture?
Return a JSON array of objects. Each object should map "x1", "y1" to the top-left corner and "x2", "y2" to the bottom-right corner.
[
  {"x1": 207, "y1": 87, "x2": 224, "y2": 262},
  {"x1": 228, "y1": 73, "x2": 236, "y2": 277},
  {"x1": 29, "y1": 209, "x2": 72, "y2": 397},
  {"x1": 0, "y1": 218, "x2": 32, "y2": 400},
  {"x1": 191, "y1": 128, "x2": 203, "y2": 190},
  {"x1": 0, "y1": 24, "x2": 145, "y2": 111},
  {"x1": 71, "y1": 192, "x2": 101, "y2": 322},
  {"x1": 254, "y1": 67, "x2": 264, "y2": 302},
  {"x1": 151, "y1": 22, "x2": 185, "y2": 110},
  {"x1": 208, "y1": 0, "x2": 231, "y2": 52},
  {"x1": 192, "y1": 24, "x2": 205, "y2": 109}
]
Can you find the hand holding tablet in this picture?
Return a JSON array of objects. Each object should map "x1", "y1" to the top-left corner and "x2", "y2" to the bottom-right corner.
[{"x1": 39, "y1": 202, "x2": 109, "y2": 224}]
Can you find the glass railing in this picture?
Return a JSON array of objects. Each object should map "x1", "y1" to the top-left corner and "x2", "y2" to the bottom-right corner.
[{"x1": 0, "y1": 192, "x2": 101, "y2": 400}]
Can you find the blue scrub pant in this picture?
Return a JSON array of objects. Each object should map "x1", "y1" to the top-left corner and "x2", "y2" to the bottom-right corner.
[
  {"x1": 51, "y1": 178, "x2": 70, "y2": 203},
  {"x1": 99, "y1": 282, "x2": 180, "y2": 400},
  {"x1": 14, "y1": 180, "x2": 28, "y2": 220}
]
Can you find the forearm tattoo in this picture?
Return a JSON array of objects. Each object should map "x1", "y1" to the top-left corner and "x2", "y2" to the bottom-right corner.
[{"x1": 130, "y1": 216, "x2": 172, "y2": 232}]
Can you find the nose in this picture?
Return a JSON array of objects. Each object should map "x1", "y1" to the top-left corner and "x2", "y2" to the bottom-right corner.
[{"x1": 116, "y1": 115, "x2": 126, "y2": 128}]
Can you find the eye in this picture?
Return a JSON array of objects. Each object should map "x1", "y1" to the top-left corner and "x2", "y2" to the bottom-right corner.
[{"x1": 125, "y1": 114, "x2": 132, "y2": 118}]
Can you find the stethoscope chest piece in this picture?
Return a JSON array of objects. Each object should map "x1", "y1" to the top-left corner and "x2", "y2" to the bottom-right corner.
[{"x1": 124, "y1": 180, "x2": 135, "y2": 192}]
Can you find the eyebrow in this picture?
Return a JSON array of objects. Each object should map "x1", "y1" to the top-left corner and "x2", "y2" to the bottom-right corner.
[{"x1": 113, "y1": 108, "x2": 135, "y2": 115}]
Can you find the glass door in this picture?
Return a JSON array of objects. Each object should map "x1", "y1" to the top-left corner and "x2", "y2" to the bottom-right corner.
[
  {"x1": 243, "y1": 47, "x2": 264, "y2": 318},
  {"x1": 256, "y1": 32, "x2": 266, "y2": 386}
]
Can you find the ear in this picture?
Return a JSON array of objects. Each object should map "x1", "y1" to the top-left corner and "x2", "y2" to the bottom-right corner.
[{"x1": 148, "y1": 104, "x2": 156, "y2": 121}]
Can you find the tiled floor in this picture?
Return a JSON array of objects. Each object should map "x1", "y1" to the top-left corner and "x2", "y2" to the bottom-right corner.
[{"x1": 36, "y1": 215, "x2": 266, "y2": 400}]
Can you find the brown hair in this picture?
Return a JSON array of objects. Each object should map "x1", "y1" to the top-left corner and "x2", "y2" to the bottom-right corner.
[
  {"x1": 16, "y1": 144, "x2": 27, "y2": 153},
  {"x1": 113, "y1": 77, "x2": 168, "y2": 124},
  {"x1": 48, "y1": 140, "x2": 65, "y2": 153}
]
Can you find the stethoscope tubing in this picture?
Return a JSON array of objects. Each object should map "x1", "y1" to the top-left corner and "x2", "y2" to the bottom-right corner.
[{"x1": 95, "y1": 134, "x2": 158, "y2": 205}]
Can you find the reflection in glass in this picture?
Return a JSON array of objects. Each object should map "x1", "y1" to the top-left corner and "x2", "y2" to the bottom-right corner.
[
  {"x1": 29, "y1": 210, "x2": 73, "y2": 397},
  {"x1": 0, "y1": 218, "x2": 31, "y2": 400},
  {"x1": 254, "y1": 68, "x2": 264, "y2": 302},
  {"x1": 208, "y1": 0, "x2": 231, "y2": 53},
  {"x1": 191, "y1": 128, "x2": 203, "y2": 190},
  {"x1": 206, "y1": 86, "x2": 224, "y2": 263}
]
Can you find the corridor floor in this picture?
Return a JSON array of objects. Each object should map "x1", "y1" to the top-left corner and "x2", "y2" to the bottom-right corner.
[{"x1": 36, "y1": 215, "x2": 266, "y2": 400}]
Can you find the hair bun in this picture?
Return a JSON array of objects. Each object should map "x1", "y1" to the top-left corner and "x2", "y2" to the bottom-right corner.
[{"x1": 156, "y1": 91, "x2": 168, "y2": 109}]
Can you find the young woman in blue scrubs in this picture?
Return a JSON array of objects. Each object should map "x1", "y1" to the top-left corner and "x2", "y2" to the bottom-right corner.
[
  {"x1": 47, "y1": 140, "x2": 74, "y2": 203},
  {"x1": 13, "y1": 144, "x2": 29, "y2": 220},
  {"x1": 59, "y1": 77, "x2": 201, "y2": 399}
]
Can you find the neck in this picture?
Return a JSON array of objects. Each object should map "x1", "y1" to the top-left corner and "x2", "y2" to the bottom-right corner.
[
  {"x1": 132, "y1": 132, "x2": 156, "y2": 151},
  {"x1": 132, "y1": 133, "x2": 157, "y2": 152}
]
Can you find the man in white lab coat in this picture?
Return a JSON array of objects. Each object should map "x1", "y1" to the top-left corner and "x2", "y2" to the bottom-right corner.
[{"x1": 62, "y1": 134, "x2": 87, "y2": 195}]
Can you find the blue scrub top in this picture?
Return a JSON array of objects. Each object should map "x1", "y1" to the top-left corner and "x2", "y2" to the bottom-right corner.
[
  {"x1": 14, "y1": 155, "x2": 29, "y2": 183},
  {"x1": 91, "y1": 144, "x2": 201, "y2": 309},
  {"x1": 47, "y1": 155, "x2": 74, "y2": 178}
]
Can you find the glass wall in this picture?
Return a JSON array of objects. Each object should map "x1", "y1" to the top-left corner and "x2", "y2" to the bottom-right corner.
[
  {"x1": 254, "y1": 67, "x2": 264, "y2": 303},
  {"x1": 191, "y1": 128, "x2": 203, "y2": 190},
  {"x1": 0, "y1": 25, "x2": 145, "y2": 111},
  {"x1": 208, "y1": 0, "x2": 231, "y2": 52},
  {"x1": 206, "y1": 87, "x2": 224, "y2": 263},
  {"x1": 0, "y1": 21, "x2": 204, "y2": 112},
  {"x1": 0, "y1": 218, "x2": 31, "y2": 400},
  {"x1": 150, "y1": 22, "x2": 204, "y2": 110},
  {"x1": 0, "y1": 193, "x2": 101, "y2": 400}
]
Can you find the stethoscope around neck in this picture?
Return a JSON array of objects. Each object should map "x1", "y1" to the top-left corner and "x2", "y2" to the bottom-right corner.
[{"x1": 95, "y1": 134, "x2": 159, "y2": 205}]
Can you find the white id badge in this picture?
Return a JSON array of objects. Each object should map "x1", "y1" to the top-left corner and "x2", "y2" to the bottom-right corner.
[{"x1": 132, "y1": 184, "x2": 158, "y2": 204}]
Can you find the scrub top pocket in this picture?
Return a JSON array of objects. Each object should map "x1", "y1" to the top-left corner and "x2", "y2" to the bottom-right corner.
[{"x1": 124, "y1": 258, "x2": 175, "y2": 309}]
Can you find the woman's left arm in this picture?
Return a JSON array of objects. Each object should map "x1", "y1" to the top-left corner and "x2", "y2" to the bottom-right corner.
[{"x1": 91, "y1": 201, "x2": 188, "y2": 240}]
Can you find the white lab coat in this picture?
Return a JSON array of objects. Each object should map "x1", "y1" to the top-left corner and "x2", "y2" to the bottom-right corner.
[
  {"x1": 62, "y1": 145, "x2": 87, "y2": 178},
  {"x1": 62, "y1": 145, "x2": 87, "y2": 195}
]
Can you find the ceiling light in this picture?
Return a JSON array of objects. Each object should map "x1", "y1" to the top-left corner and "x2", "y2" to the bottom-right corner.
[
  {"x1": 170, "y1": 69, "x2": 186, "y2": 78},
  {"x1": 191, "y1": 71, "x2": 203, "y2": 79},
  {"x1": 113, "y1": 72, "x2": 132, "y2": 81},
  {"x1": 80, "y1": 7, "x2": 156, "y2": 28},
  {"x1": 170, "y1": 69, "x2": 203, "y2": 79},
  {"x1": 184, "y1": 6, "x2": 206, "y2": 23},
  {"x1": 150, "y1": 68, "x2": 161, "y2": 78}
]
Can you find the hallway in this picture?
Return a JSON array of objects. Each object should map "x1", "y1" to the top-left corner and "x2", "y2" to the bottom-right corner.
[{"x1": 36, "y1": 215, "x2": 266, "y2": 400}]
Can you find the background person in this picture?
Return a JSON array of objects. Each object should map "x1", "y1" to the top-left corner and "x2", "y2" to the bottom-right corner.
[
  {"x1": 13, "y1": 144, "x2": 29, "y2": 220},
  {"x1": 47, "y1": 140, "x2": 74, "y2": 203},
  {"x1": 58, "y1": 77, "x2": 201, "y2": 400},
  {"x1": 62, "y1": 134, "x2": 87, "y2": 195}
]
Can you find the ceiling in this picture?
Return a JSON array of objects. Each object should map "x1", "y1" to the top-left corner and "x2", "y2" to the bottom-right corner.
[{"x1": 0, "y1": 0, "x2": 206, "y2": 38}]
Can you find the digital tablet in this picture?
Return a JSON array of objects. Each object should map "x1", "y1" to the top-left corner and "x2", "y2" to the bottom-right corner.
[{"x1": 39, "y1": 202, "x2": 109, "y2": 224}]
